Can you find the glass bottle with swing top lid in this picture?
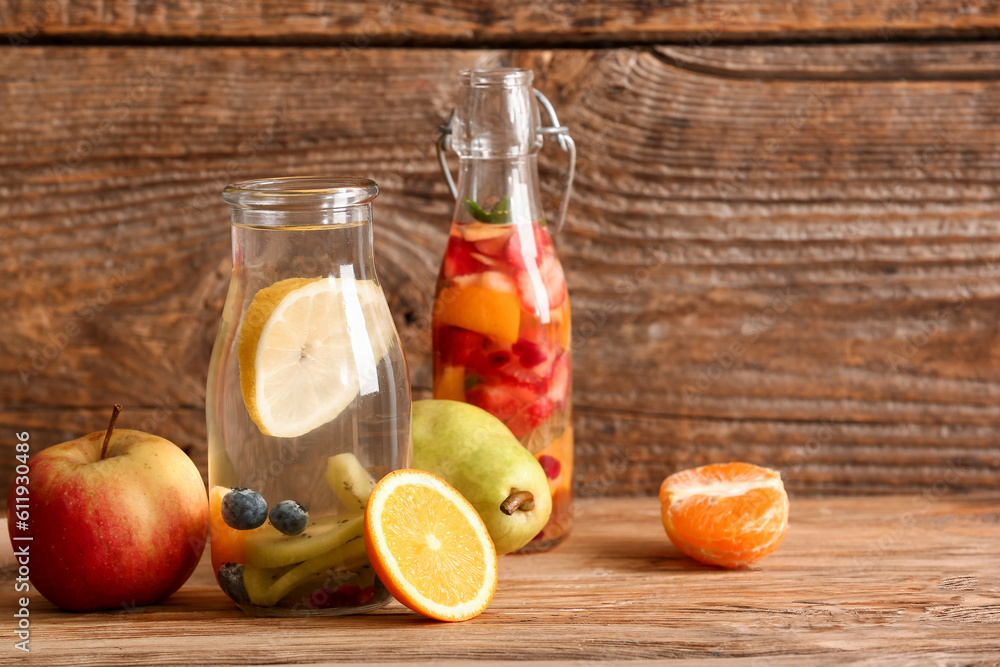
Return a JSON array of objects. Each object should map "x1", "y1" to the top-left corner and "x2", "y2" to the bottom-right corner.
[{"x1": 433, "y1": 68, "x2": 576, "y2": 551}]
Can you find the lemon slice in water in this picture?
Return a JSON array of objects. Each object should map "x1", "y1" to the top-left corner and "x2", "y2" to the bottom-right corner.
[{"x1": 238, "y1": 276, "x2": 394, "y2": 438}]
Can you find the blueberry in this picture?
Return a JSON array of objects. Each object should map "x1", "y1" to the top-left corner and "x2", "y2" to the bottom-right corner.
[
  {"x1": 268, "y1": 500, "x2": 309, "y2": 536},
  {"x1": 217, "y1": 563, "x2": 251, "y2": 606},
  {"x1": 221, "y1": 488, "x2": 268, "y2": 530}
]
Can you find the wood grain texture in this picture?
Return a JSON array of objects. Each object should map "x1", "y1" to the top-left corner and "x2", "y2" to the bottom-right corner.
[
  {"x1": 2, "y1": 496, "x2": 998, "y2": 664},
  {"x1": 3, "y1": 44, "x2": 1000, "y2": 506},
  {"x1": 3, "y1": 0, "x2": 1000, "y2": 45}
]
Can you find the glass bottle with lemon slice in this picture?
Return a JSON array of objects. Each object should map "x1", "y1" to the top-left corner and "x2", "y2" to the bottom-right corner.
[{"x1": 207, "y1": 177, "x2": 411, "y2": 615}]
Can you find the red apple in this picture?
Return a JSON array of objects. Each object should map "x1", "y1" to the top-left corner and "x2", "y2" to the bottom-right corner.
[{"x1": 6, "y1": 406, "x2": 209, "y2": 612}]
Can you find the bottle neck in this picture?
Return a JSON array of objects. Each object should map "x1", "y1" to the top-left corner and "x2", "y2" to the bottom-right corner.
[
  {"x1": 452, "y1": 155, "x2": 545, "y2": 225},
  {"x1": 232, "y1": 206, "x2": 377, "y2": 282}
]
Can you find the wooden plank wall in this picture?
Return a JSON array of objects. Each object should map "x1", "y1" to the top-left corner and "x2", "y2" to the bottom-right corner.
[{"x1": 3, "y1": 2, "x2": 1000, "y2": 506}]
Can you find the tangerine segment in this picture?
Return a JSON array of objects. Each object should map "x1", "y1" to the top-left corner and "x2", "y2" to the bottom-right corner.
[
  {"x1": 659, "y1": 462, "x2": 789, "y2": 569},
  {"x1": 209, "y1": 486, "x2": 265, "y2": 578},
  {"x1": 434, "y1": 285, "x2": 521, "y2": 344},
  {"x1": 364, "y1": 469, "x2": 498, "y2": 622}
]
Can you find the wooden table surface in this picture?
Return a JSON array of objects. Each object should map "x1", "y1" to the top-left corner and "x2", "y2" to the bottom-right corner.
[{"x1": 2, "y1": 494, "x2": 998, "y2": 665}]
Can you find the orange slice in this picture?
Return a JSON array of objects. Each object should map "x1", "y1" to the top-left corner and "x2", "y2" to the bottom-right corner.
[
  {"x1": 209, "y1": 485, "x2": 265, "y2": 577},
  {"x1": 534, "y1": 426, "x2": 574, "y2": 498},
  {"x1": 434, "y1": 284, "x2": 521, "y2": 344},
  {"x1": 433, "y1": 364, "x2": 467, "y2": 402},
  {"x1": 364, "y1": 469, "x2": 498, "y2": 622},
  {"x1": 659, "y1": 462, "x2": 789, "y2": 569},
  {"x1": 555, "y1": 300, "x2": 571, "y2": 350}
]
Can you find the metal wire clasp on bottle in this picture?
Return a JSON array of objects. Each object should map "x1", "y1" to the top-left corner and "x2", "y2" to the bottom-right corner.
[{"x1": 436, "y1": 89, "x2": 577, "y2": 234}]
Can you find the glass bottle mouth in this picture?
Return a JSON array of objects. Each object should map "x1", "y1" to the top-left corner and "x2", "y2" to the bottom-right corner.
[
  {"x1": 458, "y1": 68, "x2": 534, "y2": 88},
  {"x1": 223, "y1": 177, "x2": 379, "y2": 211}
]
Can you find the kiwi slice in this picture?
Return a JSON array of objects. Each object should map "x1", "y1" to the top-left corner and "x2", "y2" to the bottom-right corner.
[
  {"x1": 244, "y1": 513, "x2": 363, "y2": 569},
  {"x1": 243, "y1": 536, "x2": 369, "y2": 607},
  {"x1": 325, "y1": 453, "x2": 376, "y2": 512}
]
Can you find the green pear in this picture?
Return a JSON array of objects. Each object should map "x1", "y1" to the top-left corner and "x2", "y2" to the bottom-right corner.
[{"x1": 412, "y1": 399, "x2": 552, "y2": 555}]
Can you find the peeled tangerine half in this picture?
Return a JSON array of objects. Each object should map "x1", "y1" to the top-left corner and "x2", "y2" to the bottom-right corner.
[
  {"x1": 659, "y1": 462, "x2": 789, "y2": 568},
  {"x1": 238, "y1": 277, "x2": 393, "y2": 438}
]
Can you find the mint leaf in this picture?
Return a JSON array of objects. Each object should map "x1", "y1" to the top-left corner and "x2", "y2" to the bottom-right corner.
[
  {"x1": 488, "y1": 195, "x2": 511, "y2": 224},
  {"x1": 464, "y1": 198, "x2": 493, "y2": 223},
  {"x1": 464, "y1": 195, "x2": 513, "y2": 224}
]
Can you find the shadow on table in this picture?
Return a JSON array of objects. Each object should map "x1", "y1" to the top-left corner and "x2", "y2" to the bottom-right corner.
[{"x1": 573, "y1": 532, "x2": 761, "y2": 574}]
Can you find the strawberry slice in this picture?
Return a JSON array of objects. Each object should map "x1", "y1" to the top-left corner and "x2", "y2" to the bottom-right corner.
[
  {"x1": 435, "y1": 326, "x2": 488, "y2": 367},
  {"x1": 465, "y1": 344, "x2": 529, "y2": 385},
  {"x1": 504, "y1": 223, "x2": 550, "y2": 270},
  {"x1": 473, "y1": 234, "x2": 511, "y2": 258},
  {"x1": 459, "y1": 221, "x2": 513, "y2": 257},
  {"x1": 442, "y1": 238, "x2": 486, "y2": 280},
  {"x1": 464, "y1": 337, "x2": 558, "y2": 388},
  {"x1": 546, "y1": 351, "x2": 571, "y2": 409},
  {"x1": 479, "y1": 270, "x2": 518, "y2": 295},
  {"x1": 466, "y1": 381, "x2": 536, "y2": 423},
  {"x1": 515, "y1": 253, "x2": 567, "y2": 313},
  {"x1": 539, "y1": 255, "x2": 567, "y2": 310},
  {"x1": 505, "y1": 396, "x2": 555, "y2": 437}
]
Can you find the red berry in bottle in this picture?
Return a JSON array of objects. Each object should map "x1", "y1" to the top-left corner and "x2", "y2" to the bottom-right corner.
[
  {"x1": 338, "y1": 584, "x2": 361, "y2": 604},
  {"x1": 538, "y1": 455, "x2": 561, "y2": 480},
  {"x1": 310, "y1": 588, "x2": 339, "y2": 609},
  {"x1": 356, "y1": 586, "x2": 376, "y2": 605},
  {"x1": 513, "y1": 339, "x2": 548, "y2": 368},
  {"x1": 486, "y1": 349, "x2": 514, "y2": 368}
]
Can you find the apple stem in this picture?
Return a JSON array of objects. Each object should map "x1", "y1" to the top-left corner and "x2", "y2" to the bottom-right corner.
[
  {"x1": 101, "y1": 404, "x2": 123, "y2": 460},
  {"x1": 500, "y1": 490, "x2": 535, "y2": 515}
]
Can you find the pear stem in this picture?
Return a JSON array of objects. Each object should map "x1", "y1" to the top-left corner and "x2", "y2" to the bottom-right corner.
[
  {"x1": 500, "y1": 490, "x2": 535, "y2": 515},
  {"x1": 101, "y1": 404, "x2": 123, "y2": 460}
]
